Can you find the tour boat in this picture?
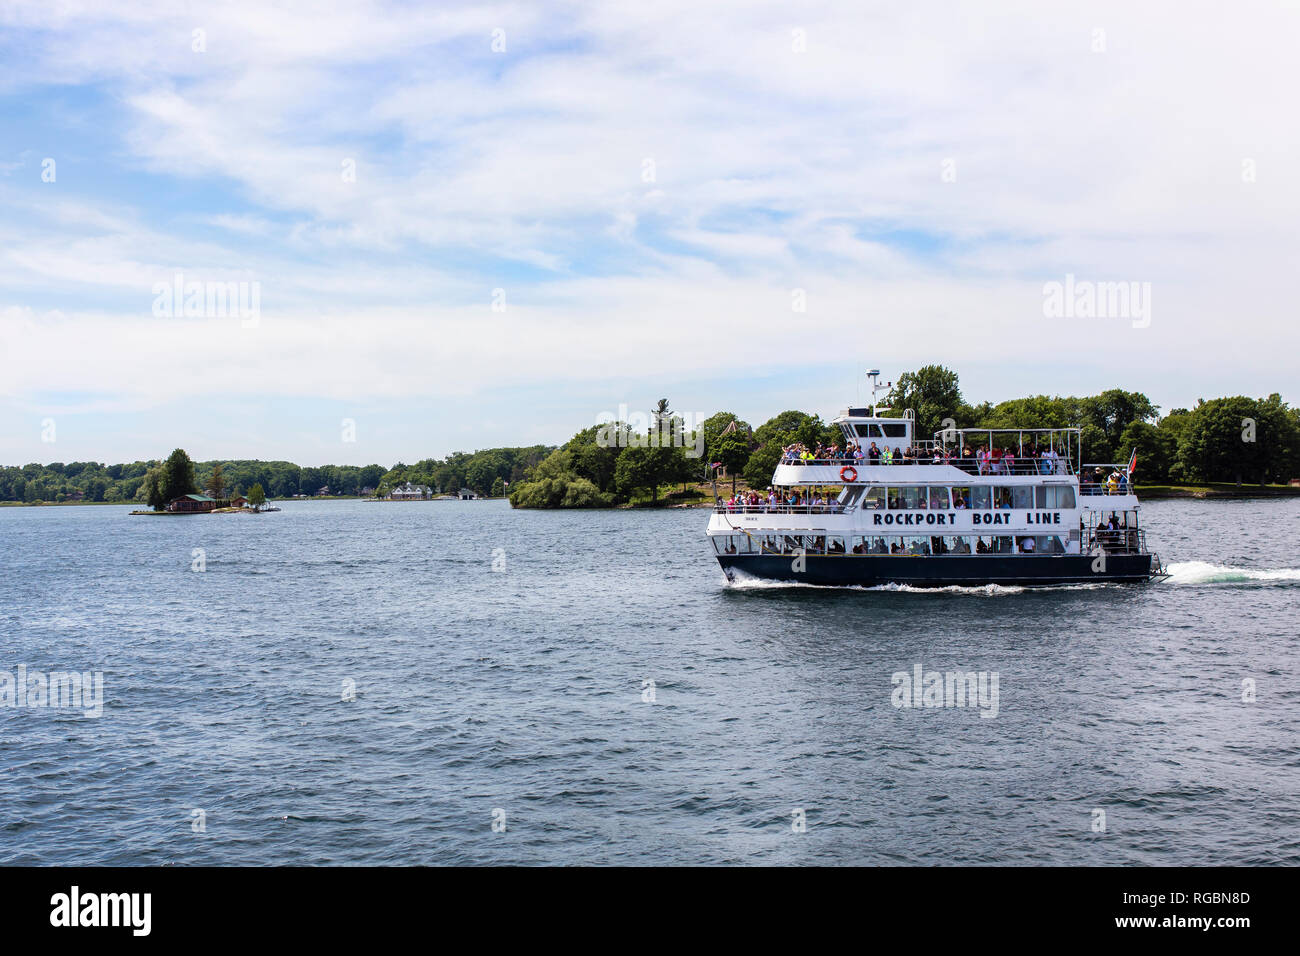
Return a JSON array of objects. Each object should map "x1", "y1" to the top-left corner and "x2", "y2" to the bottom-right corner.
[{"x1": 707, "y1": 372, "x2": 1167, "y2": 587}]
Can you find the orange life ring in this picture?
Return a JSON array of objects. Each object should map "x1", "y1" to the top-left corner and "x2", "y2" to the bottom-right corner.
[{"x1": 840, "y1": 465, "x2": 858, "y2": 483}]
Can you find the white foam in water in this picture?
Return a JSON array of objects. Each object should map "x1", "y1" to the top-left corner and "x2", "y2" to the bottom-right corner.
[
  {"x1": 1165, "y1": 560, "x2": 1300, "y2": 585},
  {"x1": 719, "y1": 569, "x2": 1104, "y2": 596}
]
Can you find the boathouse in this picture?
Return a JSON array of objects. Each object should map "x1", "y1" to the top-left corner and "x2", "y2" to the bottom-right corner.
[{"x1": 168, "y1": 494, "x2": 216, "y2": 513}]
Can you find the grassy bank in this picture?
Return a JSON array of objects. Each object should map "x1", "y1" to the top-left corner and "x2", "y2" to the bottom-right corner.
[{"x1": 1133, "y1": 483, "x2": 1300, "y2": 499}]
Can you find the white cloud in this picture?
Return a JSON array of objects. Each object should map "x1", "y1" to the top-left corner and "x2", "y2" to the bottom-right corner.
[{"x1": 2, "y1": 0, "x2": 1299, "y2": 463}]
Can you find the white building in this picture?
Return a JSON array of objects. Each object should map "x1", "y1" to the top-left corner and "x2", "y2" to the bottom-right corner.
[{"x1": 389, "y1": 482, "x2": 431, "y2": 500}]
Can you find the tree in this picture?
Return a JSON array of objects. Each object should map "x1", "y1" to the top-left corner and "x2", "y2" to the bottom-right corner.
[
  {"x1": 508, "y1": 449, "x2": 615, "y2": 508},
  {"x1": 700, "y1": 412, "x2": 753, "y2": 495},
  {"x1": 144, "y1": 467, "x2": 167, "y2": 511},
  {"x1": 742, "y1": 411, "x2": 835, "y2": 488},
  {"x1": 652, "y1": 399, "x2": 671, "y2": 432},
  {"x1": 248, "y1": 483, "x2": 266, "y2": 512},
  {"x1": 1176, "y1": 395, "x2": 1299, "y2": 485},
  {"x1": 207, "y1": 462, "x2": 226, "y2": 499},
  {"x1": 614, "y1": 445, "x2": 668, "y2": 503},
  {"x1": 490, "y1": 477, "x2": 505, "y2": 497},
  {"x1": 568, "y1": 424, "x2": 626, "y2": 493},
  {"x1": 1079, "y1": 389, "x2": 1159, "y2": 464},
  {"x1": 885, "y1": 365, "x2": 963, "y2": 440},
  {"x1": 161, "y1": 448, "x2": 199, "y2": 503},
  {"x1": 1118, "y1": 420, "x2": 1176, "y2": 484}
]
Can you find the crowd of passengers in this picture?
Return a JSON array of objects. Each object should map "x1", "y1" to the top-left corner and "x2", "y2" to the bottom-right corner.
[
  {"x1": 721, "y1": 534, "x2": 1070, "y2": 556},
  {"x1": 719, "y1": 513, "x2": 1139, "y2": 555},
  {"x1": 780, "y1": 440, "x2": 1073, "y2": 476},
  {"x1": 722, "y1": 489, "x2": 843, "y2": 513},
  {"x1": 1082, "y1": 466, "x2": 1132, "y2": 495},
  {"x1": 1092, "y1": 513, "x2": 1141, "y2": 552}
]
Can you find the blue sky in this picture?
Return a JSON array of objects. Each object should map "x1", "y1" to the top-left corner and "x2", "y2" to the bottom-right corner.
[{"x1": 2, "y1": 1, "x2": 1298, "y2": 466}]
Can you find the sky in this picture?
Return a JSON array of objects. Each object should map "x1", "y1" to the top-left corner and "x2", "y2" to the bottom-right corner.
[{"x1": 2, "y1": 0, "x2": 1298, "y2": 467}]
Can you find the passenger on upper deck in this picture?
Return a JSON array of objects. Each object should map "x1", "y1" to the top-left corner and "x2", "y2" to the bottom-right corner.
[{"x1": 1039, "y1": 446, "x2": 1058, "y2": 475}]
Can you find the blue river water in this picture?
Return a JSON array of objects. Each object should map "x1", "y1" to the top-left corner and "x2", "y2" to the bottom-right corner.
[{"x1": 1, "y1": 497, "x2": 1297, "y2": 865}]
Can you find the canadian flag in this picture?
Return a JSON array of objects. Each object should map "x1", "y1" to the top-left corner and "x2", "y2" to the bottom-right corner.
[{"x1": 1127, "y1": 448, "x2": 1137, "y2": 478}]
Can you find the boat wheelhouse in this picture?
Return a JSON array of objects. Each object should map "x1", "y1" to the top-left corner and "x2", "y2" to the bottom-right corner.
[{"x1": 707, "y1": 374, "x2": 1165, "y2": 587}]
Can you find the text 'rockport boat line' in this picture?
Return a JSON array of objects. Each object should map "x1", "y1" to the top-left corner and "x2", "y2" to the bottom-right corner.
[{"x1": 706, "y1": 371, "x2": 1167, "y2": 587}]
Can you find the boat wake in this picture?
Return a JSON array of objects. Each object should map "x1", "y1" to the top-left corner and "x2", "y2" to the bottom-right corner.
[{"x1": 1164, "y1": 560, "x2": 1300, "y2": 586}]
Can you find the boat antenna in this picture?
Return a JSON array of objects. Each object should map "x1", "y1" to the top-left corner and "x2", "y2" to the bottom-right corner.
[{"x1": 866, "y1": 369, "x2": 891, "y2": 417}]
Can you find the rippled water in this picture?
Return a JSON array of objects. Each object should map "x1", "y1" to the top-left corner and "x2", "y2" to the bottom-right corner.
[{"x1": 1, "y1": 497, "x2": 1297, "y2": 865}]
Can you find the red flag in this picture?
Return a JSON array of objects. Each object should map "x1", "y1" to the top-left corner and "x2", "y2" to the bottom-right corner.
[{"x1": 1127, "y1": 448, "x2": 1137, "y2": 477}]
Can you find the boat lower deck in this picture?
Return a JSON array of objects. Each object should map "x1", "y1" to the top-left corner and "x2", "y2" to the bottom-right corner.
[{"x1": 717, "y1": 552, "x2": 1156, "y2": 587}]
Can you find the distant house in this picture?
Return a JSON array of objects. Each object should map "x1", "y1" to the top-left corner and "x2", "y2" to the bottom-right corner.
[
  {"x1": 458, "y1": 488, "x2": 478, "y2": 500},
  {"x1": 360, "y1": 486, "x2": 375, "y2": 497},
  {"x1": 230, "y1": 495, "x2": 249, "y2": 508},
  {"x1": 317, "y1": 485, "x2": 331, "y2": 496},
  {"x1": 168, "y1": 494, "x2": 216, "y2": 513},
  {"x1": 389, "y1": 482, "x2": 431, "y2": 500}
]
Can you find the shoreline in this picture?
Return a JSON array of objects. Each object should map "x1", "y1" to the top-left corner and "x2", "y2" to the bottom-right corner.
[{"x1": 6, "y1": 486, "x2": 1299, "y2": 509}]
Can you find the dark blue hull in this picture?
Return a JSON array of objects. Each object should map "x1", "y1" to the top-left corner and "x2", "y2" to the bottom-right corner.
[{"x1": 717, "y1": 553, "x2": 1155, "y2": 587}]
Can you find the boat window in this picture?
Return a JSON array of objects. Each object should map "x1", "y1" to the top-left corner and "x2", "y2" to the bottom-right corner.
[
  {"x1": 881, "y1": 423, "x2": 907, "y2": 438},
  {"x1": 714, "y1": 535, "x2": 743, "y2": 555},
  {"x1": 904, "y1": 536, "x2": 931, "y2": 555},
  {"x1": 888, "y1": 486, "x2": 923, "y2": 509},
  {"x1": 862, "y1": 486, "x2": 886, "y2": 509},
  {"x1": 1045, "y1": 485, "x2": 1075, "y2": 508},
  {"x1": 945, "y1": 535, "x2": 972, "y2": 554},
  {"x1": 952, "y1": 486, "x2": 970, "y2": 509},
  {"x1": 1037, "y1": 535, "x2": 1066, "y2": 554},
  {"x1": 928, "y1": 486, "x2": 950, "y2": 509},
  {"x1": 1034, "y1": 485, "x2": 1075, "y2": 509},
  {"x1": 970, "y1": 486, "x2": 992, "y2": 510},
  {"x1": 993, "y1": 487, "x2": 1014, "y2": 508},
  {"x1": 1011, "y1": 486, "x2": 1033, "y2": 509},
  {"x1": 827, "y1": 535, "x2": 846, "y2": 554}
]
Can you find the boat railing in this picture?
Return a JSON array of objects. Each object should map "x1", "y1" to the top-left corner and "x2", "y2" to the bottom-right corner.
[
  {"x1": 1078, "y1": 463, "x2": 1134, "y2": 496},
  {"x1": 1083, "y1": 526, "x2": 1148, "y2": 555},
  {"x1": 778, "y1": 455, "x2": 1074, "y2": 477},
  {"x1": 714, "y1": 502, "x2": 853, "y2": 515}
]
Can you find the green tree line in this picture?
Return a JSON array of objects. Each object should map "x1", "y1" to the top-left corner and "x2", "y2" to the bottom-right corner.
[
  {"x1": 0, "y1": 445, "x2": 553, "y2": 504},
  {"x1": 6, "y1": 370, "x2": 1295, "y2": 507},
  {"x1": 508, "y1": 367, "x2": 1300, "y2": 508}
]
